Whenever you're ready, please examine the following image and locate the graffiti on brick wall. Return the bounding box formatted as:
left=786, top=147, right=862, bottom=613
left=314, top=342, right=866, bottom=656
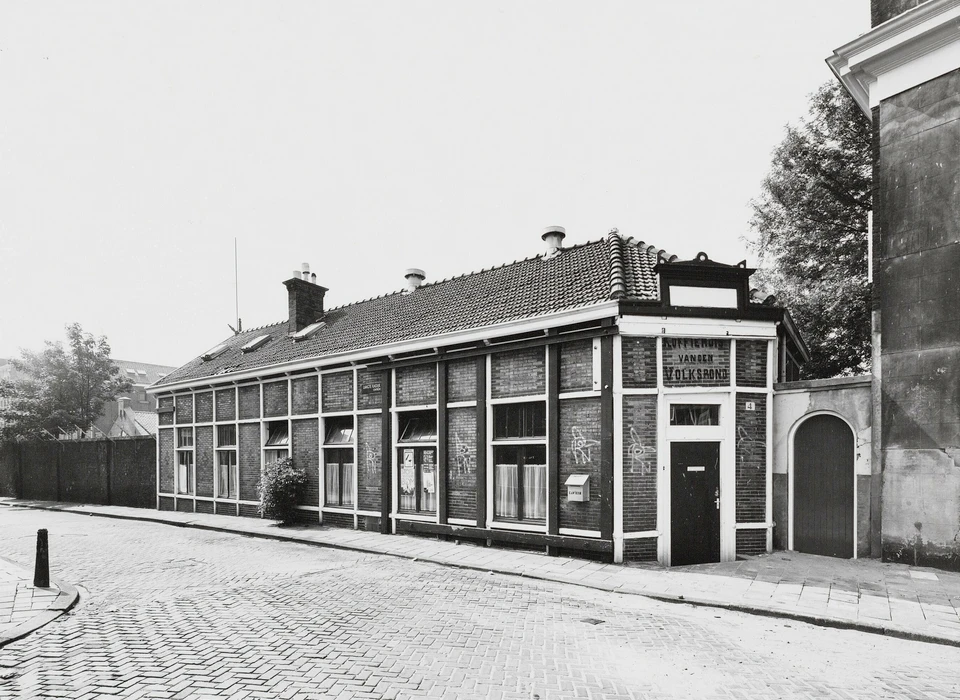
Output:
left=363, top=445, right=381, bottom=479
left=453, top=434, right=473, bottom=474
left=627, top=426, right=655, bottom=475
left=571, top=427, right=600, bottom=465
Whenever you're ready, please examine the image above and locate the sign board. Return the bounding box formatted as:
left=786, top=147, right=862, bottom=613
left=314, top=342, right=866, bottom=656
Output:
left=662, top=338, right=730, bottom=386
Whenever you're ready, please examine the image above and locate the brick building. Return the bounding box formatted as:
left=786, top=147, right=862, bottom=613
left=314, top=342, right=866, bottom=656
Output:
left=150, top=228, right=807, bottom=565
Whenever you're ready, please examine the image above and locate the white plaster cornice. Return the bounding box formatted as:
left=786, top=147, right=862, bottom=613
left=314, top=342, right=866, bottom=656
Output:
left=827, top=0, right=960, bottom=117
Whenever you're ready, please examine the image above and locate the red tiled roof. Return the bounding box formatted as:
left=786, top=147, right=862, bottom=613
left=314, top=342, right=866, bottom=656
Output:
left=155, top=234, right=668, bottom=387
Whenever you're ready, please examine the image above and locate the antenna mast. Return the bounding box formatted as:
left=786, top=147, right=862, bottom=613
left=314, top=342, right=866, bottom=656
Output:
left=229, top=238, right=242, bottom=335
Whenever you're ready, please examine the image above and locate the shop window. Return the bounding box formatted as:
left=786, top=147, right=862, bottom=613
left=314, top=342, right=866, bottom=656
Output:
left=216, top=425, right=238, bottom=499
left=494, top=445, right=546, bottom=523
left=669, top=404, right=720, bottom=426
left=324, top=416, right=355, bottom=445
left=398, top=410, right=437, bottom=442
left=493, top=402, right=546, bottom=440
left=399, top=447, right=436, bottom=514
left=176, top=427, right=194, bottom=495
left=264, top=420, right=289, bottom=464
left=325, top=448, right=355, bottom=507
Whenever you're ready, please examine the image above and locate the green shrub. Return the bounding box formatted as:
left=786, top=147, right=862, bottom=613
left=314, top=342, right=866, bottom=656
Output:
left=257, top=457, right=307, bottom=525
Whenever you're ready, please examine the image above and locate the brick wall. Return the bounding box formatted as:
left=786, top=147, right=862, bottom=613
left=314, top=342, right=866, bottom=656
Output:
left=736, top=529, right=766, bottom=557
left=323, top=511, right=354, bottom=529
left=735, top=340, right=767, bottom=388
left=357, top=414, right=382, bottom=511
left=238, top=385, right=260, bottom=419
left=215, top=389, right=236, bottom=421
left=195, top=501, right=214, bottom=514
left=239, top=503, right=260, bottom=518
left=623, top=538, right=658, bottom=563
left=175, top=394, right=194, bottom=424
left=622, top=395, right=657, bottom=532
left=397, top=365, right=437, bottom=406
left=159, top=428, right=175, bottom=492
left=559, top=340, right=593, bottom=392
left=621, top=337, right=657, bottom=388
left=447, top=359, right=477, bottom=402
left=195, top=391, right=213, bottom=423
left=558, top=398, right=602, bottom=531
left=662, top=338, right=730, bottom=387
left=491, top=348, right=545, bottom=398
left=176, top=499, right=193, bottom=513
left=735, top=394, right=767, bottom=523
left=292, top=418, right=320, bottom=507
left=322, top=372, right=354, bottom=412
left=447, top=407, right=477, bottom=520
left=158, top=396, right=174, bottom=426
left=196, top=425, right=214, bottom=497
left=357, top=369, right=382, bottom=410
left=159, top=496, right=175, bottom=511
left=59, top=441, right=108, bottom=504
left=263, top=381, right=289, bottom=417
left=292, top=376, right=318, bottom=415
left=239, top=423, right=261, bottom=501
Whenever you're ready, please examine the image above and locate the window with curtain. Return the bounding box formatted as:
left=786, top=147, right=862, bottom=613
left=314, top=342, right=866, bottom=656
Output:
left=176, top=427, right=194, bottom=495
left=324, top=448, right=354, bottom=507
left=216, top=424, right=238, bottom=498
left=264, top=420, right=289, bottom=465
left=494, top=444, right=546, bottom=523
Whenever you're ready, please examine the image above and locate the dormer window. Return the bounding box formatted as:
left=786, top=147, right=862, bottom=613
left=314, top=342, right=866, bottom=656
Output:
left=241, top=334, right=272, bottom=353
left=655, top=252, right=752, bottom=313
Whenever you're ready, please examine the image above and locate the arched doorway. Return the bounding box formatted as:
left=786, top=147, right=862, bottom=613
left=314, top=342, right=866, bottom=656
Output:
left=793, top=414, right=854, bottom=558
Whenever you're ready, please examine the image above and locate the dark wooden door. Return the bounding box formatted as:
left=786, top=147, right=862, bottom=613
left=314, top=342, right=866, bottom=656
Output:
left=794, top=415, right=854, bottom=558
left=671, top=442, right=721, bottom=565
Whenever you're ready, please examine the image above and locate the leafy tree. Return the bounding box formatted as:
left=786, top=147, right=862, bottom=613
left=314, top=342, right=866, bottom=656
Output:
left=748, top=80, right=872, bottom=379
left=0, top=323, right=130, bottom=441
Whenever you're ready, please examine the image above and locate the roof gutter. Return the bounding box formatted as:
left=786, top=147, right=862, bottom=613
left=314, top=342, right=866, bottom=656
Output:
left=148, top=301, right=620, bottom=395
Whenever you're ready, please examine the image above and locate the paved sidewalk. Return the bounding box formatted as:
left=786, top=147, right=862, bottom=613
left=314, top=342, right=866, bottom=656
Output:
left=0, top=555, right=77, bottom=647
left=4, top=498, right=960, bottom=648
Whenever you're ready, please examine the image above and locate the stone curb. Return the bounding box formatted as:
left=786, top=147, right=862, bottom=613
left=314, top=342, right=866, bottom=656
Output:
left=5, top=501, right=959, bottom=649
left=0, top=556, right=79, bottom=649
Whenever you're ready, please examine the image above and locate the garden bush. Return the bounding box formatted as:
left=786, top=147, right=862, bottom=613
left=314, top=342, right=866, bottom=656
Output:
left=257, top=456, right=307, bottom=525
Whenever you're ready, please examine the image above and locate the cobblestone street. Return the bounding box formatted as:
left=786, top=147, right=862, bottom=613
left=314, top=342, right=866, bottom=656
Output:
left=1, top=509, right=958, bottom=699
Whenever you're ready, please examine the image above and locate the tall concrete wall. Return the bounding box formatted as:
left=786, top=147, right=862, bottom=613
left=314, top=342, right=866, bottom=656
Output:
left=772, top=377, right=873, bottom=556
left=876, top=68, right=960, bottom=570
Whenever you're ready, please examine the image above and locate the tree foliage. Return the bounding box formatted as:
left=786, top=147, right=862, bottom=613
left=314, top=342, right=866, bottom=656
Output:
left=0, top=323, right=130, bottom=441
left=748, top=81, right=872, bottom=379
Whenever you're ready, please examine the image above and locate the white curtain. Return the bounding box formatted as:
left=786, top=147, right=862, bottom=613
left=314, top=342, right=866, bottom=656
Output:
left=400, top=464, right=416, bottom=511
left=523, top=463, right=547, bottom=521
left=495, top=464, right=518, bottom=519
left=342, top=460, right=355, bottom=507
left=326, top=462, right=340, bottom=506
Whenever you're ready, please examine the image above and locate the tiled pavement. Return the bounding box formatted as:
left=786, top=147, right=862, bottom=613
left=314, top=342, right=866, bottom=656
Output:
left=3, top=498, right=960, bottom=648
left=0, top=555, right=76, bottom=647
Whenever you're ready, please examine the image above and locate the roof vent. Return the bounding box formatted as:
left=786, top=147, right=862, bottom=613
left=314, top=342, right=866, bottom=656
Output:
left=541, top=226, right=566, bottom=258
left=404, top=268, right=425, bottom=294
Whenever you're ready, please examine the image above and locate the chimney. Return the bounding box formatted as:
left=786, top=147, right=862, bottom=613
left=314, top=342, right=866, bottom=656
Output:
left=284, top=263, right=328, bottom=333
left=404, top=268, right=425, bottom=293
left=117, top=397, right=130, bottom=415
left=542, top=226, right=566, bottom=258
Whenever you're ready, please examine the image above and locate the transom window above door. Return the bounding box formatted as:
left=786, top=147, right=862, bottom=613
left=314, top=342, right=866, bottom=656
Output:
left=669, top=404, right=720, bottom=426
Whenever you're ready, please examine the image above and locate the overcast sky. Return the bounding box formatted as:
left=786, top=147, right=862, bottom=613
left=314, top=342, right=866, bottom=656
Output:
left=0, top=1, right=868, bottom=368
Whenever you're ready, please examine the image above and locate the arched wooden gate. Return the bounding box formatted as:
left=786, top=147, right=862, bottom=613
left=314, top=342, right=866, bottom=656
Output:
left=793, top=414, right=854, bottom=558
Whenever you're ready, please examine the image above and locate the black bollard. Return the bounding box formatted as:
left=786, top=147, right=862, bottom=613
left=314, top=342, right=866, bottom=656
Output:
left=34, top=528, right=49, bottom=588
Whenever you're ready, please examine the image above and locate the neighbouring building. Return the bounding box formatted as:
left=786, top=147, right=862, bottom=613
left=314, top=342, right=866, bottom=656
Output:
left=150, top=228, right=810, bottom=565
left=829, top=0, right=960, bottom=570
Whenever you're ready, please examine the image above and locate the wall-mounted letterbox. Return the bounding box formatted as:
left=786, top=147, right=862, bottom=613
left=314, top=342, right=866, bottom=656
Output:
left=565, top=474, right=590, bottom=502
